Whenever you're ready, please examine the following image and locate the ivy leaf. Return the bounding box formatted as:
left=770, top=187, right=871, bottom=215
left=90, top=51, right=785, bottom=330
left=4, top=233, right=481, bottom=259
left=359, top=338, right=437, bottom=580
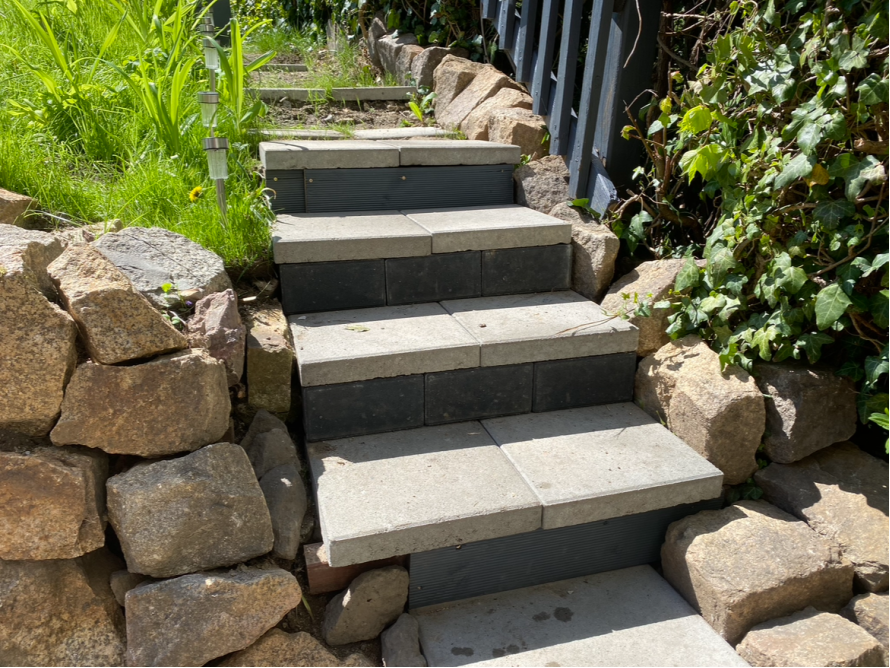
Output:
left=647, top=119, right=664, bottom=136
left=679, top=144, right=727, bottom=183
left=797, top=124, right=822, bottom=154
left=795, top=332, right=834, bottom=363
left=675, top=258, right=701, bottom=292
left=857, top=73, right=890, bottom=105
left=680, top=105, right=713, bottom=134
left=707, top=247, right=738, bottom=285
left=837, top=35, right=869, bottom=71
left=871, top=290, right=889, bottom=330
left=828, top=154, right=887, bottom=200
left=723, top=273, right=748, bottom=296
left=865, top=352, right=889, bottom=388
left=813, top=199, right=855, bottom=227
left=806, top=163, right=829, bottom=186
left=815, top=283, right=852, bottom=330
left=775, top=153, right=815, bottom=189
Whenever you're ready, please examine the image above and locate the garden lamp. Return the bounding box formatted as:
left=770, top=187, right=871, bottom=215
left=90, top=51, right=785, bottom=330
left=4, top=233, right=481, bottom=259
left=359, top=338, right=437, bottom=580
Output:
left=198, top=92, right=220, bottom=129
left=202, top=37, right=220, bottom=71
left=203, top=137, right=229, bottom=225
left=198, top=16, right=215, bottom=37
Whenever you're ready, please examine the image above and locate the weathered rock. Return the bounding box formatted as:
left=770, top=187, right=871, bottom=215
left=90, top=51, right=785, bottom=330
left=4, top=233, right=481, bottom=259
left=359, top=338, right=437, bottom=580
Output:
left=323, top=565, right=410, bottom=646
left=0, top=255, right=77, bottom=436
left=187, top=288, right=246, bottom=386
left=756, top=364, right=858, bottom=463
left=48, top=243, right=187, bottom=364
left=396, top=44, right=425, bottom=84
left=601, top=260, right=686, bottom=356
left=737, top=607, right=885, bottom=668
left=93, top=226, right=232, bottom=308
left=53, top=219, right=123, bottom=246
left=513, top=155, right=571, bottom=213
left=51, top=349, right=230, bottom=456
left=367, top=18, right=388, bottom=69
left=260, top=463, right=307, bottom=561
left=107, top=442, right=273, bottom=578
left=241, top=409, right=289, bottom=450
left=0, top=549, right=127, bottom=666
left=488, top=107, right=548, bottom=159
left=461, top=87, right=533, bottom=140
left=432, top=56, right=486, bottom=120
left=343, top=653, right=375, bottom=667
left=548, top=203, right=620, bottom=302
left=219, top=629, right=339, bottom=667
left=246, top=428, right=299, bottom=478
left=0, top=223, right=64, bottom=295
left=125, top=567, right=301, bottom=667
left=437, top=63, right=515, bottom=128
left=0, top=187, right=38, bottom=228
left=662, top=500, right=854, bottom=645
left=245, top=301, right=293, bottom=415
left=843, top=592, right=889, bottom=649
left=755, top=442, right=889, bottom=591
left=635, top=336, right=764, bottom=484
left=377, top=32, right=418, bottom=76
left=0, top=444, right=106, bottom=560
left=382, top=613, right=427, bottom=667
left=109, top=569, right=153, bottom=607
left=410, top=46, right=468, bottom=89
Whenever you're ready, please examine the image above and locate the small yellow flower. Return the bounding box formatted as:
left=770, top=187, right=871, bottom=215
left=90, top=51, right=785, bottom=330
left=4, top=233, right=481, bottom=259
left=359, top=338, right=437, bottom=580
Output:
left=189, top=186, right=203, bottom=203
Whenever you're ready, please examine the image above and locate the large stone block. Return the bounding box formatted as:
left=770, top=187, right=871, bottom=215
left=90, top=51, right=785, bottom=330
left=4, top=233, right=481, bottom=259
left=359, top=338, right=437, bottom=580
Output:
left=436, top=64, right=519, bottom=129
left=0, top=187, right=38, bottom=228
left=0, top=444, right=106, bottom=560
left=367, top=17, right=388, bottom=69
left=93, top=226, right=232, bottom=308
left=125, top=567, right=301, bottom=666
left=0, top=550, right=126, bottom=666
left=396, top=44, right=424, bottom=84
left=756, top=364, right=858, bottom=463
left=381, top=613, right=427, bottom=667
left=48, top=243, right=187, bottom=364
left=260, top=463, right=307, bottom=561
left=600, top=259, right=686, bottom=356
left=635, top=336, right=764, bottom=485
left=218, top=629, right=340, bottom=667
left=245, top=300, right=293, bottom=415
left=432, top=55, right=485, bottom=120
left=107, top=443, right=273, bottom=578
left=755, top=442, right=889, bottom=591
left=187, top=288, right=246, bottom=386
left=461, top=87, right=533, bottom=140
left=488, top=107, right=548, bottom=160
left=323, top=566, right=409, bottom=645
left=661, top=500, right=854, bottom=644
left=0, top=254, right=77, bottom=436
left=842, top=592, right=889, bottom=650
left=377, top=32, right=418, bottom=76
left=737, top=607, right=885, bottom=667
left=411, top=46, right=468, bottom=89
left=548, top=203, right=620, bottom=302
left=514, top=155, right=571, bottom=214
left=0, top=223, right=63, bottom=296
left=51, top=349, right=230, bottom=456
left=244, top=427, right=299, bottom=478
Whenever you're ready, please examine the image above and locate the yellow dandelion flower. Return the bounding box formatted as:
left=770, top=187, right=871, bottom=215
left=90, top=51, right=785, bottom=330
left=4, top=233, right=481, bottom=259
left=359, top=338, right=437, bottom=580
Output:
left=189, top=186, right=203, bottom=203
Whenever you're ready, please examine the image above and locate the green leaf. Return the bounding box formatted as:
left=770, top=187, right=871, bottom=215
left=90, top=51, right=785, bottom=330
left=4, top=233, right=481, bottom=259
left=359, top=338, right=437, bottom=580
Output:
left=795, top=332, right=833, bottom=363
left=679, top=105, right=713, bottom=134
left=815, top=283, right=852, bottom=330
left=857, top=73, right=890, bottom=105
left=679, top=144, right=727, bottom=183
left=775, top=153, right=815, bottom=189
left=869, top=410, right=889, bottom=430
left=796, top=124, right=822, bottom=154
left=813, top=199, right=855, bottom=227
left=675, top=258, right=701, bottom=292
left=871, top=290, right=889, bottom=330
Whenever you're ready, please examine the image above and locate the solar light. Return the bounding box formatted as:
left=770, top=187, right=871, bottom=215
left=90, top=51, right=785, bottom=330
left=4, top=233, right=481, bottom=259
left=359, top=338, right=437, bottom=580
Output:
left=203, top=137, right=229, bottom=180
left=198, top=92, right=220, bottom=128
left=198, top=16, right=215, bottom=37
left=202, top=37, right=219, bottom=70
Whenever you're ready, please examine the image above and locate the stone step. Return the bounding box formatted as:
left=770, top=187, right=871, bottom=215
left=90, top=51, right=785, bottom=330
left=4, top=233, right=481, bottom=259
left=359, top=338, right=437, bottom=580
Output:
left=413, top=566, right=747, bottom=667
left=308, top=403, right=723, bottom=567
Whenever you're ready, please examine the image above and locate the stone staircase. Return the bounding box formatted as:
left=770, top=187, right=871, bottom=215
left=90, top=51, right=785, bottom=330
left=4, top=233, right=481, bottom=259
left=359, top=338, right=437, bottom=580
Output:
left=263, top=138, right=745, bottom=665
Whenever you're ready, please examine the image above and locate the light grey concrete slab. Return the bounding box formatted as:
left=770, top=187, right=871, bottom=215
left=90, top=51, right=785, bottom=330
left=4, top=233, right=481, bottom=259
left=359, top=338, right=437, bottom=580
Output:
left=414, top=565, right=749, bottom=667
left=482, top=403, right=724, bottom=530
left=261, top=62, right=309, bottom=72
left=331, top=86, right=416, bottom=101
left=403, top=205, right=571, bottom=253
left=256, top=128, right=344, bottom=139
left=289, top=302, right=480, bottom=386
left=249, top=87, right=326, bottom=102
left=442, top=291, right=638, bottom=367
left=260, top=139, right=401, bottom=170
left=387, top=140, right=521, bottom=166
left=309, top=422, right=542, bottom=567
left=272, top=211, right=431, bottom=264
left=354, top=127, right=454, bottom=140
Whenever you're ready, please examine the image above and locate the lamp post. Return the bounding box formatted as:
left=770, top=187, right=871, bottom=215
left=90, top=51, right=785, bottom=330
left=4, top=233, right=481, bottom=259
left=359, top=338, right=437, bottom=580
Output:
left=197, top=16, right=227, bottom=225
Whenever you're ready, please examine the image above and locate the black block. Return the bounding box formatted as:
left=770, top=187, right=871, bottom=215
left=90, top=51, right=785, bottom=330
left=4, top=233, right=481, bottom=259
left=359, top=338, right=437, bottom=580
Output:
left=280, top=260, right=385, bottom=315
left=533, top=353, right=637, bottom=412
left=386, top=252, right=482, bottom=305
left=425, top=365, right=533, bottom=425
left=302, top=375, right=424, bottom=441
left=482, top=245, right=572, bottom=296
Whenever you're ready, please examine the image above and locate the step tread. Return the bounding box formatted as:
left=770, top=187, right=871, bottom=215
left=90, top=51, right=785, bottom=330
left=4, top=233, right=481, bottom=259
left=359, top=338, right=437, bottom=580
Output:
left=309, top=404, right=723, bottom=567
left=413, top=565, right=748, bottom=667
left=273, top=206, right=572, bottom=263
left=289, top=291, right=636, bottom=386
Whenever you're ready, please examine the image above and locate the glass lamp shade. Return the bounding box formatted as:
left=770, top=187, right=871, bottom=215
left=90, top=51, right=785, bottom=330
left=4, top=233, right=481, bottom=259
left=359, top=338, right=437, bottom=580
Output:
left=198, top=92, right=219, bottom=128
left=203, top=137, right=229, bottom=180
left=202, top=38, right=219, bottom=70
left=198, top=16, right=215, bottom=36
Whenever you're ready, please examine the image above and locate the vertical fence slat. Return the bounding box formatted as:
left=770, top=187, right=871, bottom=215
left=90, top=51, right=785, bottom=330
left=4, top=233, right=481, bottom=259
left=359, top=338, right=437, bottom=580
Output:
left=548, top=0, right=583, bottom=156
left=514, top=0, right=540, bottom=82
left=498, top=0, right=517, bottom=50
left=530, top=0, right=559, bottom=115
left=586, top=153, right=619, bottom=214
left=568, top=0, right=615, bottom=197
left=481, top=0, right=499, bottom=20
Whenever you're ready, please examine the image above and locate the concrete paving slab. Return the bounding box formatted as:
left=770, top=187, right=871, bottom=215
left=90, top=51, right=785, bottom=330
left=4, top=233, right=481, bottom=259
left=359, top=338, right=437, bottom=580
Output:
left=413, top=565, right=748, bottom=667
left=249, top=87, right=326, bottom=103
left=442, top=291, right=638, bottom=366
left=260, top=139, right=401, bottom=170
left=289, top=302, right=480, bottom=386
left=331, top=86, right=416, bottom=101
left=403, top=205, right=571, bottom=253
left=256, top=62, right=308, bottom=72
left=386, top=140, right=521, bottom=166
left=355, top=127, right=454, bottom=140
left=256, top=128, right=344, bottom=139
left=272, top=211, right=431, bottom=264
left=308, top=422, right=542, bottom=566
left=482, top=403, right=723, bottom=530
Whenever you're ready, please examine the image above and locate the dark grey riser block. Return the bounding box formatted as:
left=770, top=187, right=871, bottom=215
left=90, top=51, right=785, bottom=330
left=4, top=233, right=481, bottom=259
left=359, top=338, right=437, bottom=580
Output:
left=407, top=497, right=723, bottom=609
left=482, top=244, right=572, bottom=296
left=266, top=164, right=513, bottom=214
left=302, top=354, right=636, bottom=441
left=386, top=252, right=482, bottom=306
left=280, top=260, right=385, bottom=315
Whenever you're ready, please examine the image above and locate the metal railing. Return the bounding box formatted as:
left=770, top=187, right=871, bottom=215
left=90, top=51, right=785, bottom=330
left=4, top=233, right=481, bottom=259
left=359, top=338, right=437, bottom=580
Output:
left=484, top=0, right=660, bottom=214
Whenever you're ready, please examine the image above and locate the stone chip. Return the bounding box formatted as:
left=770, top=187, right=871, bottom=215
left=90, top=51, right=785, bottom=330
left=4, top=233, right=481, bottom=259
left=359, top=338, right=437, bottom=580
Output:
left=323, top=566, right=410, bottom=645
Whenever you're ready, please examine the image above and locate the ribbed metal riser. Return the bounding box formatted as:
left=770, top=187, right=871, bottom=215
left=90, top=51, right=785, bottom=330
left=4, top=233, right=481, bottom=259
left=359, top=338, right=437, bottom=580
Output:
left=407, top=498, right=722, bottom=609
left=265, top=165, right=514, bottom=213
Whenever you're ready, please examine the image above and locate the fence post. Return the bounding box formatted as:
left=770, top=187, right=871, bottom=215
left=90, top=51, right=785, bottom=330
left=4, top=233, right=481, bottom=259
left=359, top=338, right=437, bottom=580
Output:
left=548, top=0, right=583, bottom=155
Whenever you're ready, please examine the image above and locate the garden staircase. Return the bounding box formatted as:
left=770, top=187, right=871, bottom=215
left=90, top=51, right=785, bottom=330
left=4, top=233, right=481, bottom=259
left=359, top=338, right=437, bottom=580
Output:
left=263, top=138, right=745, bottom=666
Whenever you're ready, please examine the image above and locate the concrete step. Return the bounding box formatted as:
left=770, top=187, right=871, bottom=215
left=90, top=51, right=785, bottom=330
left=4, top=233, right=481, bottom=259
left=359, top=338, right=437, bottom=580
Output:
left=249, top=86, right=416, bottom=103
left=308, top=403, right=723, bottom=567
left=413, top=565, right=747, bottom=667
